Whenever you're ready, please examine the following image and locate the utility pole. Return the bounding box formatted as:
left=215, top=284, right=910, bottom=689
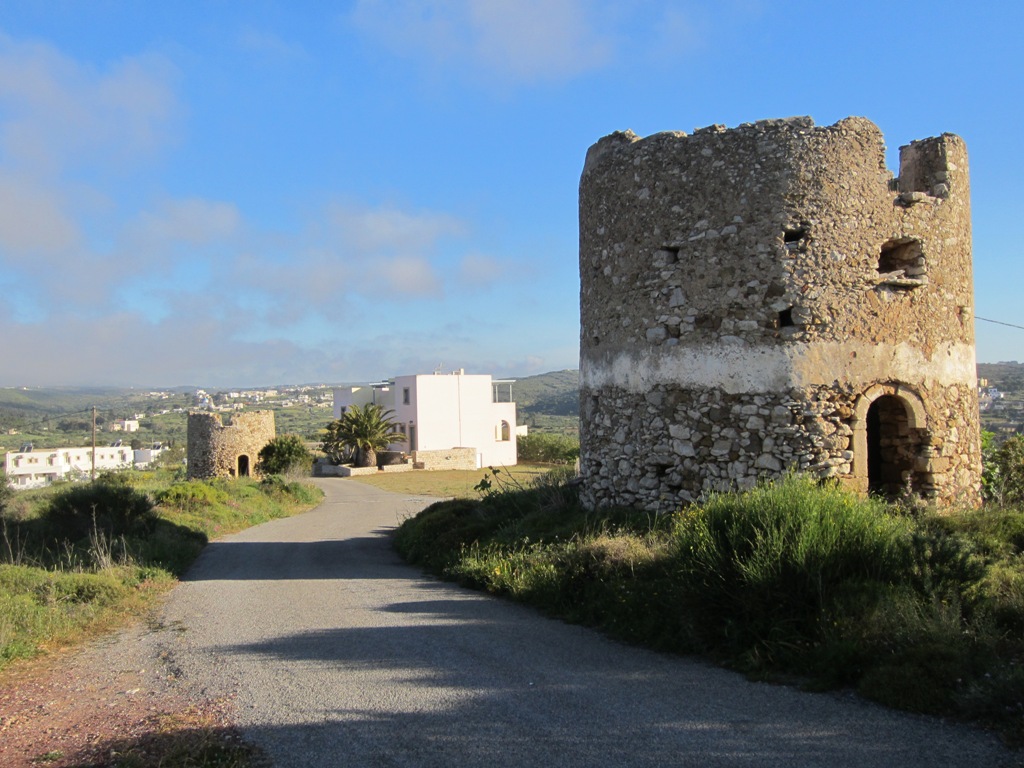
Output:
left=91, top=406, right=96, bottom=482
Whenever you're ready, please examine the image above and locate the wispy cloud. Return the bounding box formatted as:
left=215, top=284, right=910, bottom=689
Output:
left=0, top=32, right=181, bottom=298
left=237, top=27, right=308, bottom=61
left=0, top=33, right=178, bottom=174
left=122, top=198, right=242, bottom=250
left=458, top=251, right=506, bottom=286
left=350, top=0, right=612, bottom=84
left=323, top=202, right=465, bottom=256
left=0, top=172, right=79, bottom=254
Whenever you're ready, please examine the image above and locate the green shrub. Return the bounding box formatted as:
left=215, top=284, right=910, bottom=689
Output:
left=157, top=480, right=230, bottom=512
left=670, top=475, right=914, bottom=663
left=259, top=474, right=321, bottom=505
left=257, top=435, right=312, bottom=476
left=43, top=477, right=155, bottom=542
left=516, top=433, right=580, bottom=464
left=984, top=434, right=1024, bottom=504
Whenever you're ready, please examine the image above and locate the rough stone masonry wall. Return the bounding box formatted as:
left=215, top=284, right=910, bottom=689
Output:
left=187, top=411, right=276, bottom=480
left=412, top=448, right=478, bottom=471
left=579, top=116, right=981, bottom=512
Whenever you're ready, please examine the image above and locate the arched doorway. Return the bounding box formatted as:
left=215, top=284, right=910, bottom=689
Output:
left=852, top=384, right=928, bottom=500
left=238, top=454, right=250, bottom=477
left=866, top=395, right=916, bottom=497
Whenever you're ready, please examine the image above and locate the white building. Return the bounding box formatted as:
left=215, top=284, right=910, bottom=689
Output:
left=333, top=371, right=517, bottom=468
left=4, top=445, right=135, bottom=489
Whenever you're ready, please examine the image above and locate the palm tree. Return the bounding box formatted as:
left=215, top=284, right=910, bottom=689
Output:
left=327, top=403, right=405, bottom=468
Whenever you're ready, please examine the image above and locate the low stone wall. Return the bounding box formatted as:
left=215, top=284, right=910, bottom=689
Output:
left=412, top=448, right=479, bottom=471
left=315, top=462, right=347, bottom=477
left=318, top=449, right=479, bottom=476
left=336, top=463, right=414, bottom=477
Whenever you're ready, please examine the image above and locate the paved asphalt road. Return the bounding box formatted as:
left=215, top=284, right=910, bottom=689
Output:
left=156, top=478, right=1018, bottom=767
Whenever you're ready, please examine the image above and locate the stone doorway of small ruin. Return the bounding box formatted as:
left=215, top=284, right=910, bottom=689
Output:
left=238, top=454, right=250, bottom=477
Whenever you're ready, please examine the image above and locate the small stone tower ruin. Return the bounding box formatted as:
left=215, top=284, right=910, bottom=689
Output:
left=187, top=411, right=276, bottom=480
left=578, top=116, right=980, bottom=512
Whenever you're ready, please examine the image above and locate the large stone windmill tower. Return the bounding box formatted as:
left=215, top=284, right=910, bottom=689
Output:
left=578, top=116, right=980, bottom=512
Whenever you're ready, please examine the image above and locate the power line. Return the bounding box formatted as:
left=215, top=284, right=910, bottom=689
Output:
left=977, top=316, right=1024, bottom=332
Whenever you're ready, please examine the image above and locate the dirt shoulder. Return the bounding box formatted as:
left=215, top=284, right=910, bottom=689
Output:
left=0, top=620, right=259, bottom=768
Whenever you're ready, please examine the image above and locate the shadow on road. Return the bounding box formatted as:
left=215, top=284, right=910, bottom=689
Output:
left=205, top=595, right=965, bottom=768
left=181, top=530, right=407, bottom=581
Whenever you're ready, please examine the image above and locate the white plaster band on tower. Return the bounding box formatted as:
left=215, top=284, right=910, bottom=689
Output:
left=582, top=339, right=977, bottom=396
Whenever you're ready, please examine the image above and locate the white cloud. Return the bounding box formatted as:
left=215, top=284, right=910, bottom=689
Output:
left=458, top=251, right=506, bottom=286
left=0, top=172, right=79, bottom=255
left=0, top=33, right=178, bottom=174
left=467, top=0, right=610, bottom=81
left=252, top=202, right=464, bottom=302
left=123, top=198, right=242, bottom=250
left=324, top=203, right=465, bottom=255
left=370, top=255, right=444, bottom=296
left=350, top=0, right=611, bottom=84
left=0, top=32, right=182, bottom=304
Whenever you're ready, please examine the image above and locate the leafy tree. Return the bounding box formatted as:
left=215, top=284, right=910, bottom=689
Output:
left=157, top=443, right=186, bottom=468
left=322, top=404, right=404, bottom=468
left=319, top=419, right=351, bottom=465
left=257, top=434, right=312, bottom=475
left=57, top=418, right=90, bottom=432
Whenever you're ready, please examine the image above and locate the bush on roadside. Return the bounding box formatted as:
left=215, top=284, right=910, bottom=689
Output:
left=516, top=433, right=579, bottom=465
left=258, top=434, right=313, bottom=476
left=157, top=480, right=230, bottom=512
left=671, top=475, right=914, bottom=663
left=43, top=475, right=156, bottom=542
left=259, top=474, right=321, bottom=505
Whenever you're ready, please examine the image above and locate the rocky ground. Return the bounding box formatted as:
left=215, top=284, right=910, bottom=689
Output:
left=0, top=620, right=259, bottom=768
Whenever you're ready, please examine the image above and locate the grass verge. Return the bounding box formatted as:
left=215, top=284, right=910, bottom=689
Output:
left=348, top=463, right=555, bottom=497
left=394, top=471, right=1024, bottom=745
left=0, top=470, right=321, bottom=767
left=0, top=470, right=323, bottom=672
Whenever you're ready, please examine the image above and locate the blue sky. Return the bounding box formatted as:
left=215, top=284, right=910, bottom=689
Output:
left=0, top=1, right=1021, bottom=387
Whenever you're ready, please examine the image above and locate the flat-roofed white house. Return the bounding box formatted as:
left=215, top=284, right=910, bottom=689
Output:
left=333, top=370, right=517, bottom=469
left=4, top=445, right=135, bottom=489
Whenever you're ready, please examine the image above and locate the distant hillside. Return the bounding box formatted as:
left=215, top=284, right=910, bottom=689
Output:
left=0, top=387, right=135, bottom=429
left=977, top=362, right=1024, bottom=394
left=511, top=370, right=579, bottom=417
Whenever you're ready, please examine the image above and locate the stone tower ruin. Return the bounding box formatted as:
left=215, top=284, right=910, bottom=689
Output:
left=578, top=116, right=980, bottom=512
left=187, top=411, right=276, bottom=480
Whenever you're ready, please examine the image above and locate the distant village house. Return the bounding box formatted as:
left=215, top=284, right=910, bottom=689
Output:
left=333, top=370, right=517, bottom=471
left=3, top=443, right=163, bottom=490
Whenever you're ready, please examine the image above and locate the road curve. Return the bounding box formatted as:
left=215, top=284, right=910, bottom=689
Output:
left=157, top=478, right=1017, bottom=767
